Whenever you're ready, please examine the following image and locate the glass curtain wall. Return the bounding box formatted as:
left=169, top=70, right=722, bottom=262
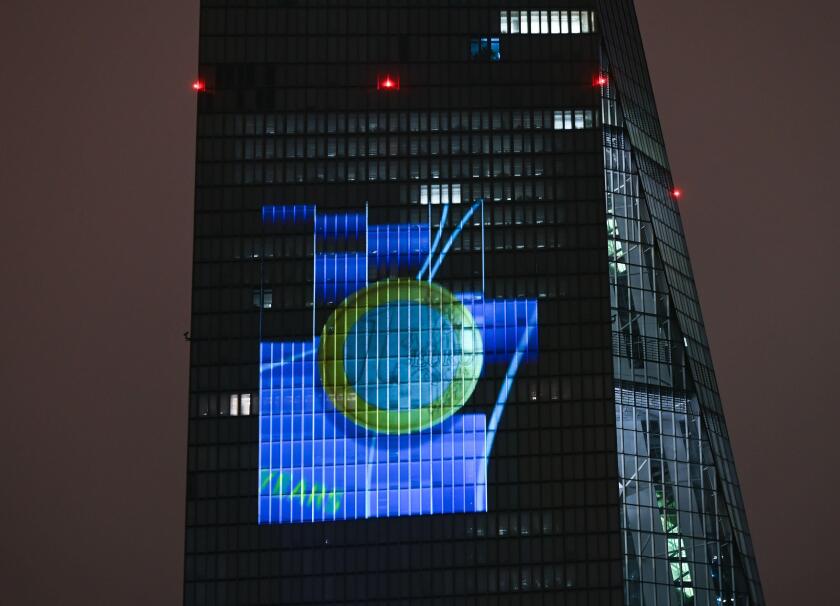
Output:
left=601, top=79, right=745, bottom=606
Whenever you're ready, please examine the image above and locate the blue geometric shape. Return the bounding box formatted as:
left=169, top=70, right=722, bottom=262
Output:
left=261, top=204, right=316, bottom=226
left=367, top=224, right=430, bottom=270
left=459, top=295, right=539, bottom=363
left=315, top=253, right=367, bottom=304
left=315, top=212, right=366, bottom=242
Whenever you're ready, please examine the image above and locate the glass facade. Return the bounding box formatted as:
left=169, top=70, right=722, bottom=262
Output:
left=185, top=2, right=762, bottom=604
left=602, top=78, right=751, bottom=604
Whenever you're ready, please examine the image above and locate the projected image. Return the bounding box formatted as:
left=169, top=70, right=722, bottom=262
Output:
left=258, top=202, right=538, bottom=523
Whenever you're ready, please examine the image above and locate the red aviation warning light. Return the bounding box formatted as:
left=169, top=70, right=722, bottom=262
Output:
left=593, top=73, right=608, bottom=87
left=192, top=79, right=206, bottom=92
left=672, top=188, right=683, bottom=200
left=377, top=74, right=400, bottom=91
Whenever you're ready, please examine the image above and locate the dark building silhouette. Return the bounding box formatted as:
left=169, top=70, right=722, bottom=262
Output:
left=185, top=2, right=763, bottom=604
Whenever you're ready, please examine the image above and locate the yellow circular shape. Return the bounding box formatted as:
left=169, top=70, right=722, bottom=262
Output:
left=318, top=278, right=483, bottom=434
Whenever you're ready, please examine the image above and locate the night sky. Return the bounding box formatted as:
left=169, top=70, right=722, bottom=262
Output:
left=2, top=1, right=837, bottom=603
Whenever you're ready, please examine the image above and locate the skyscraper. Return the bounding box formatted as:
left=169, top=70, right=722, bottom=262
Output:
left=185, top=2, right=763, bottom=604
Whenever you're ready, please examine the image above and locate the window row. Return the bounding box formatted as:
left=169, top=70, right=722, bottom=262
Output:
left=194, top=205, right=583, bottom=248
left=191, top=240, right=606, bottom=279
left=199, top=109, right=600, bottom=137
left=199, top=34, right=598, bottom=65
left=500, top=10, right=597, bottom=35
left=248, top=267, right=585, bottom=317
left=196, top=156, right=603, bottom=186
left=185, top=508, right=616, bottom=549
left=208, top=130, right=597, bottom=163
left=189, top=370, right=610, bottom=421
left=185, top=562, right=616, bottom=597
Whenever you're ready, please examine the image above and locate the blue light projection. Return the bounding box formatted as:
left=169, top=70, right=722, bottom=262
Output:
left=315, top=253, right=367, bottom=304
left=316, top=212, right=366, bottom=241
left=262, top=204, right=316, bottom=226
left=312, top=223, right=432, bottom=305
left=258, top=202, right=538, bottom=524
left=368, top=224, right=430, bottom=271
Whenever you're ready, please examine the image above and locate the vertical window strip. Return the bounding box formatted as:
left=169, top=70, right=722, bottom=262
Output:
left=571, top=11, right=581, bottom=34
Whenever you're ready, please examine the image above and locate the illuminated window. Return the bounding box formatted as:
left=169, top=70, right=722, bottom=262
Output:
left=511, top=10, right=520, bottom=33
left=229, top=393, right=253, bottom=416
left=499, top=10, right=596, bottom=34
left=570, top=11, right=581, bottom=34
left=470, top=37, right=501, bottom=61
left=236, top=393, right=251, bottom=417
left=419, top=183, right=462, bottom=205
left=253, top=288, right=273, bottom=309
left=553, top=109, right=597, bottom=130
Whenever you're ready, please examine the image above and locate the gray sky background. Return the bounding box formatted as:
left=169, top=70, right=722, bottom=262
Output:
left=1, top=1, right=837, bottom=603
